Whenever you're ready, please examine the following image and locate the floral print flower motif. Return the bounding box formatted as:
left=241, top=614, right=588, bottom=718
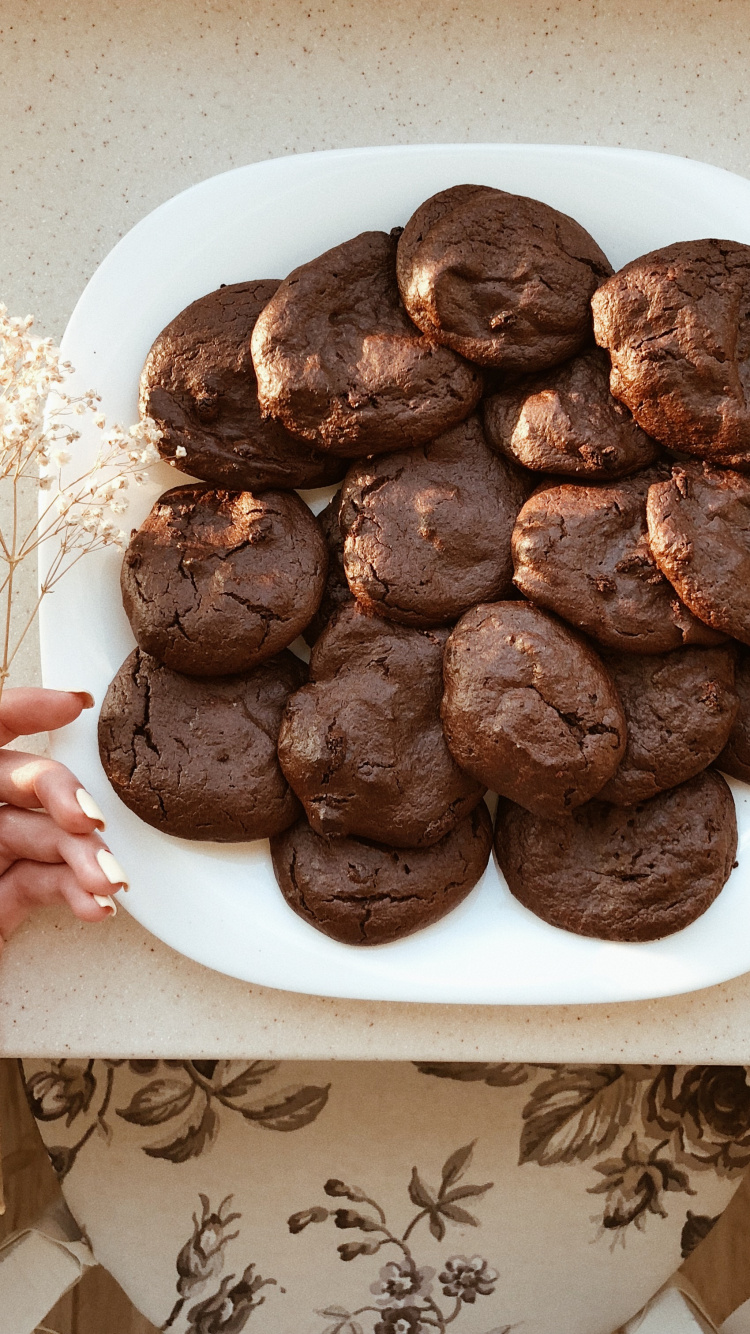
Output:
left=646, top=1067, right=750, bottom=1174
left=26, top=1060, right=96, bottom=1126
left=164, top=1198, right=276, bottom=1332
left=176, top=1194, right=241, bottom=1298
left=369, top=1261, right=434, bottom=1308
left=588, top=1134, right=694, bottom=1230
left=372, top=1308, right=425, bottom=1334
left=289, top=1206, right=329, bottom=1235
left=185, top=1264, right=275, bottom=1334
left=439, top=1255, right=498, bottom=1303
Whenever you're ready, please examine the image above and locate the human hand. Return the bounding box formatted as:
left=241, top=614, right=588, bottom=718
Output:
left=0, top=688, right=127, bottom=950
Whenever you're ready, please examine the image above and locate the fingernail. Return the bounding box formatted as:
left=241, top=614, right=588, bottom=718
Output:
left=96, top=849, right=129, bottom=890
left=76, top=788, right=106, bottom=828
left=70, top=691, right=95, bottom=709
left=93, top=894, right=117, bottom=916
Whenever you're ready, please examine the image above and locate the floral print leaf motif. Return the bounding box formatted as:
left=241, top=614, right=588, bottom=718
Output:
left=25, top=1060, right=96, bottom=1126
left=414, top=1062, right=530, bottom=1087
left=146, top=1099, right=218, bottom=1164
left=206, top=1061, right=278, bottom=1101
left=114, top=1061, right=328, bottom=1162
left=405, top=1147, right=493, bottom=1243
left=407, top=1168, right=435, bottom=1213
left=587, top=1133, right=695, bottom=1231
left=680, top=1210, right=721, bottom=1259
left=440, top=1140, right=475, bottom=1192
left=228, top=1082, right=330, bottom=1130
left=645, top=1066, right=750, bottom=1175
left=438, top=1203, right=480, bottom=1226
left=117, top=1077, right=196, bottom=1127
left=519, top=1065, right=635, bottom=1166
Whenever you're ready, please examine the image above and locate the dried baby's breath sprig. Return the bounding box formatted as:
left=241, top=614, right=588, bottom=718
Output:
left=0, top=304, right=161, bottom=698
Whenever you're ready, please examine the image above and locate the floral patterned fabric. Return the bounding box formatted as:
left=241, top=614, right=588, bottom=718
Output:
left=19, top=1060, right=750, bottom=1334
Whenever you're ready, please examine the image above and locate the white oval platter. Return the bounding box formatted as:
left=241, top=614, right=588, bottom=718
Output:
left=40, top=143, right=750, bottom=1003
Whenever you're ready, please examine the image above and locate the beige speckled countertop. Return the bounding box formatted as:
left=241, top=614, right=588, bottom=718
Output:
left=3, top=0, right=750, bottom=1059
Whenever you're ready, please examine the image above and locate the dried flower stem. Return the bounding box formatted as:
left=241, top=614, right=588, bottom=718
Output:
left=0, top=304, right=161, bottom=700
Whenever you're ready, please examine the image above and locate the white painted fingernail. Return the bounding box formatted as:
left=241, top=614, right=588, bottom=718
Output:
left=76, top=788, right=106, bottom=827
left=96, top=849, right=129, bottom=889
left=93, top=894, right=117, bottom=916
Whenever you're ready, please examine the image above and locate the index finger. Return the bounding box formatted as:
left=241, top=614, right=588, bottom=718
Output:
left=0, top=688, right=94, bottom=746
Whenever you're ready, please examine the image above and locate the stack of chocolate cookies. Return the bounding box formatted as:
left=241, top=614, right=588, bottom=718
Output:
left=99, top=184, right=750, bottom=948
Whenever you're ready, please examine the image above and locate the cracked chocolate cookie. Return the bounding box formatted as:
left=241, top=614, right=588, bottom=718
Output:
left=98, top=647, right=305, bottom=841
left=139, top=281, right=345, bottom=491
left=511, top=466, right=725, bottom=654
left=441, top=601, right=626, bottom=818
left=250, top=230, right=482, bottom=457
left=482, top=347, right=660, bottom=479
left=270, top=802, right=492, bottom=946
left=597, top=646, right=738, bottom=805
left=647, top=463, right=750, bottom=646
left=277, top=602, right=485, bottom=847
left=121, top=484, right=328, bottom=676
left=396, top=184, right=612, bottom=371
left=301, top=491, right=353, bottom=648
left=592, top=239, right=750, bottom=468
left=495, top=769, right=738, bottom=941
left=338, top=415, right=528, bottom=628
left=717, top=647, right=750, bottom=781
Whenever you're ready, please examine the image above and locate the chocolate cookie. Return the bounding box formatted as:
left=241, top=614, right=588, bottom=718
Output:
left=139, top=281, right=344, bottom=490
left=121, top=485, right=327, bottom=676
left=482, top=348, right=660, bottom=478
left=251, top=231, right=482, bottom=456
left=597, top=646, right=738, bottom=805
left=512, top=467, right=725, bottom=653
left=592, top=239, right=750, bottom=469
left=495, top=769, right=737, bottom=941
left=396, top=184, right=612, bottom=371
left=301, top=492, right=353, bottom=647
left=441, top=602, right=626, bottom=818
left=98, top=647, right=305, bottom=841
left=270, top=803, right=493, bottom=946
left=277, top=603, right=484, bottom=847
left=338, top=416, right=528, bottom=628
left=647, top=463, right=750, bottom=646
left=717, top=648, right=750, bottom=781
